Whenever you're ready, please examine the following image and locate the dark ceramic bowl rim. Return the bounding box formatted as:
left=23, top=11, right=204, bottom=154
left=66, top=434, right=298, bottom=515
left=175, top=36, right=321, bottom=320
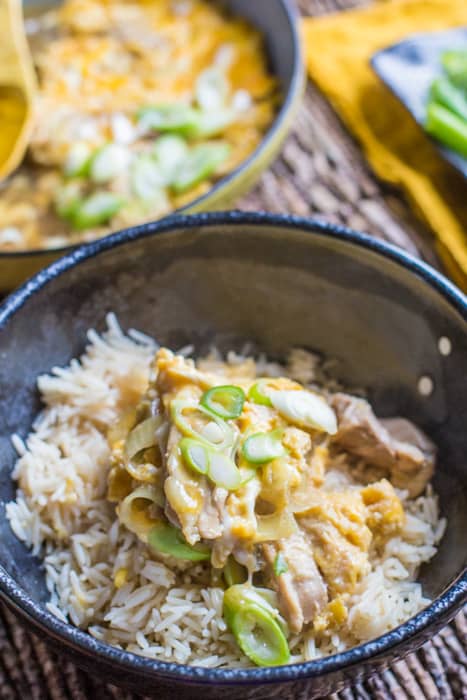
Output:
left=0, top=212, right=466, bottom=685
left=0, top=0, right=303, bottom=261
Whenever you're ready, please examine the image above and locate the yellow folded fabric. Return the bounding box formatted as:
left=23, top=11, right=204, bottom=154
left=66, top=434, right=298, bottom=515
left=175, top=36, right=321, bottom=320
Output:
left=302, top=0, right=467, bottom=291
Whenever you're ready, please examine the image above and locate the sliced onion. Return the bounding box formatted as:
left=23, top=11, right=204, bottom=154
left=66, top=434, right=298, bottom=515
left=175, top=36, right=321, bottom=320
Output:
left=118, top=484, right=164, bottom=541
left=148, top=522, right=210, bottom=562
left=242, top=430, right=285, bottom=464
left=90, top=143, right=131, bottom=184
left=202, top=420, right=226, bottom=444
left=125, top=459, right=160, bottom=483
left=208, top=452, right=242, bottom=491
left=179, top=437, right=210, bottom=475
left=130, top=154, right=165, bottom=200
left=64, top=142, right=92, bottom=177
left=152, top=135, right=188, bottom=184
left=255, top=509, right=298, bottom=542
left=108, top=409, right=137, bottom=447
left=125, top=416, right=161, bottom=460
left=270, top=390, right=337, bottom=435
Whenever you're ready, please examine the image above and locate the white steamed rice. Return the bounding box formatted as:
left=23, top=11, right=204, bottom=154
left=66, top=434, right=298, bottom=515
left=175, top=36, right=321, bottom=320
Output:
left=5, top=314, right=446, bottom=667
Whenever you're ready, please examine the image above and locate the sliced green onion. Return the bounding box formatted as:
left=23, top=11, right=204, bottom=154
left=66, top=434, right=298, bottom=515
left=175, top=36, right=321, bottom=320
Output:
left=208, top=451, right=242, bottom=490
left=273, top=552, right=288, bottom=576
left=171, top=143, right=230, bottom=193
left=152, top=135, right=189, bottom=184
left=223, top=585, right=284, bottom=626
left=270, top=390, right=337, bottom=435
left=125, top=416, right=161, bottom=460
left=64, top=142, right=92, bottom=178
left=148, top=521, right=210, bottom=561
left=232, top=604, right=289, bottom=666
left=71, top=191, right=124, bottom=230
left=248, top=380, right=274, bottom=407
left=223, top=556, right=248, bottom=587
left=130, top=154, right=166, bottom=200
left=425, top=102, right=467, bottom=158
left=430, top=77, right=467, bottom=122
left=171, top=400, right=234, bottom=451
left=137, top=104, right=200, bottom=135
left=89, top=143, right=131, bottom=184
left=200, top=385, right=245, bottom=420
left=196, top=67, right=229, bottom=112
left=254, top=587, right=281, bottom=612
left=190, top=108, right=236, bottom=138
left=223, top=585, right=289, bottom=666
left=179, top=436, right=242, bottom=490
left=223, top=584, right=277, bottom=629
left=179, top=437, right=210, bottom=475
left=54, top=181, right=83, bottom=220
left=202, top=421, right=226, bottom=443
left=441, top=50, right=467, bottom=90
left=242, top=430, right=285, bottom=464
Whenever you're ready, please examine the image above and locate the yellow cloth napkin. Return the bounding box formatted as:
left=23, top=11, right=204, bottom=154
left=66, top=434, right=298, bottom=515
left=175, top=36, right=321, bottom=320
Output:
left=302, top=0, right=467, bottom=291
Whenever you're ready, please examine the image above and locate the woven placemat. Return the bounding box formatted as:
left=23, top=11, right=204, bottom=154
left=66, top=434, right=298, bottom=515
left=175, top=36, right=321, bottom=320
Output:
left=0, top=0, right=465, bottom=698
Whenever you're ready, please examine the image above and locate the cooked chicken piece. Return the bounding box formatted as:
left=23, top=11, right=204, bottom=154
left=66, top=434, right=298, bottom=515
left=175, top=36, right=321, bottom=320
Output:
left=263, top=532, right=328, bottom=634
left=298, top=489, right=372, bottom=597
left=331, top=393, right=435, bottom=497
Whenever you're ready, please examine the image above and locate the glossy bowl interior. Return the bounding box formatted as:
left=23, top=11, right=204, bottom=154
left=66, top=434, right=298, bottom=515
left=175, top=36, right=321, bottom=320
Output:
left=0, top=213, right=466, bottom=699
left=0, top=0, right=303, bottom=292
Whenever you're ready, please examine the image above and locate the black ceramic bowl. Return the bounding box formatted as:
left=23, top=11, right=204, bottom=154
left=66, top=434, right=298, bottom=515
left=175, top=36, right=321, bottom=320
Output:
left=0, top=213, right=466, bottom=699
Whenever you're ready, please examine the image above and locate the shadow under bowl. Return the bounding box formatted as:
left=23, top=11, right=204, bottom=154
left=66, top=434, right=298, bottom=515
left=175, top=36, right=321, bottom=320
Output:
left=0, top=212, right=465, bottom=699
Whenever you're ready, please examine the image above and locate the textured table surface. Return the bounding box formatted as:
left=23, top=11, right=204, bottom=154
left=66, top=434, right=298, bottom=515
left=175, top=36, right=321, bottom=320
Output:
left=1, top=1, right=465, bottom=698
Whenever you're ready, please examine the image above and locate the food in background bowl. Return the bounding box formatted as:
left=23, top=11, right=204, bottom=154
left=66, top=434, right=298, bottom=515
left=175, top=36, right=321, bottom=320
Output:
left=425, top=49, right=467, bottom=157
left=7, top=315, right=445, bottom=668
left=0, top=0, right=277, bottom=251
